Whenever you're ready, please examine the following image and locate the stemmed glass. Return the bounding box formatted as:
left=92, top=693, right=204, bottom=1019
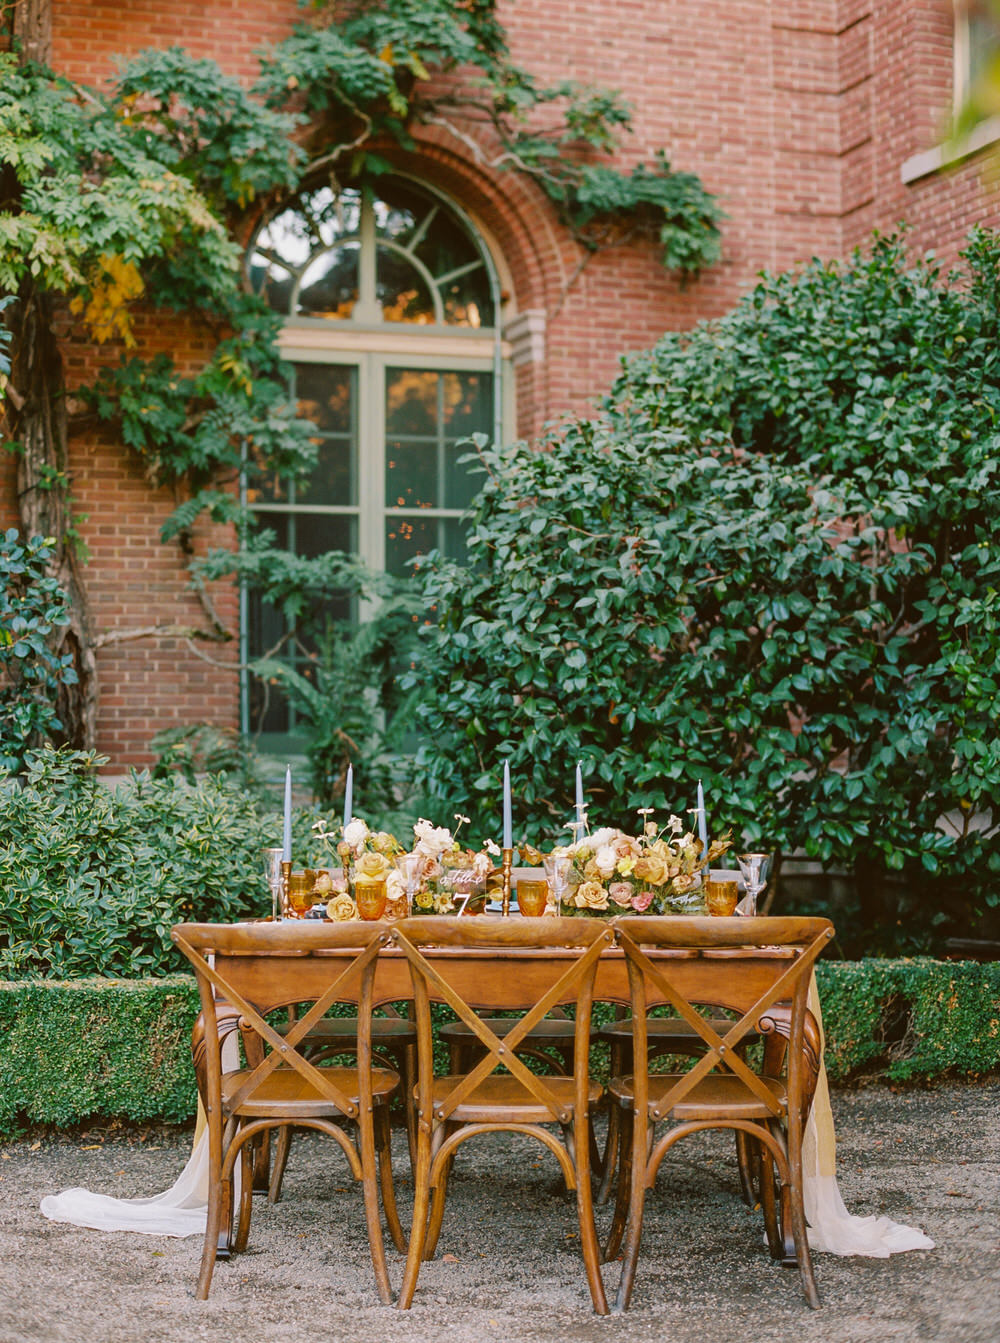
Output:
left=543, top=853, right=573, bottom=916
left=736, top=853, right=771, bottom=916
left=394, top=853, right=424, bottom=916
left=263, top=847, right=285, bottom=921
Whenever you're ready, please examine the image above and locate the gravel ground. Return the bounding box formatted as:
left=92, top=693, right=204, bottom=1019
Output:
left=0, top=1080, right=997, bottom=1343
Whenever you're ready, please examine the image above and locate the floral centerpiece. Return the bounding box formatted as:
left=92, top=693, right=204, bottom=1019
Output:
left=312, top=815, right=405, bottom=920
left=533, top=811, right=731, bottom=918
left=405, top=816, right=498, bottom=914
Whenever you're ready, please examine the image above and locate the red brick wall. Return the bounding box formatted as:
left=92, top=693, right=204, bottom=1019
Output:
left=3, top=0, right=995, bottom=769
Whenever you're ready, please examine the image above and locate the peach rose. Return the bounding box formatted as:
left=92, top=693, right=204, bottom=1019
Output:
left=326, top=892, right=357, bottom=922
left=573, top=881, right=609, bottom=911
left=355, top=850, right=391, bottom=880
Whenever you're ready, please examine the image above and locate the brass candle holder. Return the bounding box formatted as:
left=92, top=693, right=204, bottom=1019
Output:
left=281, top=859, right=292, bottom=921
left=501, top=848, right=514, bottom=918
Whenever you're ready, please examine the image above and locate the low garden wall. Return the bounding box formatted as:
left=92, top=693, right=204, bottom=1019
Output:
left=0, top=960, right=997, bottom=1138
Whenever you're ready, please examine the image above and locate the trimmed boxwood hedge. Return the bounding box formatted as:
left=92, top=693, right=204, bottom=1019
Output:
left=0, top=959, right=997, bottom=1138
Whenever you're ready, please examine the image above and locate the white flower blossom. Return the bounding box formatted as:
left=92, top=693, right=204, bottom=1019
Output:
left=343, top=818, right=370, bottom=850
left=594, top=844, right=618, bottom=878
left=413, top=818, right=454, bottom=858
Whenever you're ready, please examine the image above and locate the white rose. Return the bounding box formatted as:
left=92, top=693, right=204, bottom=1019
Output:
left=413, top=818, right=453, bottom=858
left=589, top=827, right=619, bottom=849
left=343, top=818, right=370, bottom=850
left=594, top=845, right=618, bottom=878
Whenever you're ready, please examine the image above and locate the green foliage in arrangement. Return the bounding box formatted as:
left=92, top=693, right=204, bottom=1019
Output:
left=403, top=231, right=1000, bottom=955
left=0, top=747, right=343, bottom=979
left=0, top=531, right=78, bottom=773
left=0, top=959, right=994, bottom=1136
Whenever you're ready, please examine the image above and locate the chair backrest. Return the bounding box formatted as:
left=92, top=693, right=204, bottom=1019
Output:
left=390, top=915, right=614, bottom=1125
left=611, top=915, right=834, bottom=1128
left=172, top=921, right=392, bottom=1123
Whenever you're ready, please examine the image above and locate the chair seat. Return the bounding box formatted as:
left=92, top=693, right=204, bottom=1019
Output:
left=431, top=1072, right=602, bottom=1124
left=279, top=1016, right=417, bottom=1045
left=610, top=1072, right=787, bottom=1121
left=599, top=1016, right=738, bottom=1051
left=223, top=1065, right=399, bottom=1119
left=439, top=1016, right=580, bottom=1044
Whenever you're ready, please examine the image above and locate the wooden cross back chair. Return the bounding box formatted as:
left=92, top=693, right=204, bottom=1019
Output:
left=606, top=914, right=834, bottom=1312
left=172, top=921, right=405, bottom=1304
left=389, top=915, right=616, bottom=1314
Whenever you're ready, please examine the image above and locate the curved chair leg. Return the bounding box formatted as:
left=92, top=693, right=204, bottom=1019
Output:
left=375, top=1102, right=407, bottom=1253
left=614, top=1113, right=649, bottom=1313
left=268, top=1124, right=293, bottom=1203
left=574, top=1113, right=609, bottom=1315
left=402, top=1041, right=419, bottom=1171
left=758, top=1140, right=784, bottom=1260
left=597, top=1101, right=621, bottom=1205
left=735, top=1128, right=758, bottom=1206
left=783, top=1167, right=821, bottom=1307
left=251, top=1129, right=272, bottom=1194
left=422, top=1143, right=455, bottom=1261
left=233, top=1136, right=255, bottom=1254
left=602, top=1107, right=633, bottom=1264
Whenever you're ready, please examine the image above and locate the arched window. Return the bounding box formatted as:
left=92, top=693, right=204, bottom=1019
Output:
left=243, top=177, right=507, bottom=745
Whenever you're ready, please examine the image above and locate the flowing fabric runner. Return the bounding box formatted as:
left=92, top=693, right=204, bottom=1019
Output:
left=40, top=976, right=934, bottom=1256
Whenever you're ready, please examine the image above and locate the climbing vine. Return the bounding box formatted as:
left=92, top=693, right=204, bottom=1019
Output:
left=0, top=0, right=721, bottom=760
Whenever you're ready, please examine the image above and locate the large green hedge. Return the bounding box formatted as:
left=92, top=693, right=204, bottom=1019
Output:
left=0, top=959, right=995, bottom=1138
left=403, top=230, right=1000, bottom=957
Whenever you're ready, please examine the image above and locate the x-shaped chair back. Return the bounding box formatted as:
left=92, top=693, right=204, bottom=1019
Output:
left=391, top=916, right=613, bottom=1125
left=173, top=921, right=391, bottom=1124
left=172, top=921, right=398, bottom=1303
left=613, top=915, right=833, bottom=1126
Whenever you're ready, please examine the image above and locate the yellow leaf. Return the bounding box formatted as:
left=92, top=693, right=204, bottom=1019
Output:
left=379, top=43, right=394, bottom=65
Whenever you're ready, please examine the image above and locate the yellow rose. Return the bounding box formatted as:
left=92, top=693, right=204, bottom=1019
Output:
left=634, top=853, right=668, bottom=885
left=313, top=871, right=334, bottom=894
left=326, top=892, right=357, bottom=922
left=355, top=851, right=391, bottom=880
left=573, top=881, right=609, bottom=910
left=673, top=872, right=695, bottom=893
left=415, top=889, right=434, bottom=910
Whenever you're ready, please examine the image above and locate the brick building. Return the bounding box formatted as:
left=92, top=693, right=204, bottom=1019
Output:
left=3, top=0, right=998, bottom=769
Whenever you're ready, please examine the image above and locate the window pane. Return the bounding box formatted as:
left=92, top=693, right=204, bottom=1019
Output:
left=387, top=439, right=439, bottom=510
left=299, top=245, right=360, bottom=318
left=377, top=246, right=435, bottom=324
left=443, top=371, right=492, bottom=437
left=294, top=364, right=354, bottom=434
left=247, top=257, right=295, bottom=313
left=385, top=369, right=438, bottom=436
left=385, top=514, right=442, bottom=575
left=385, top=367, right=493, bottom=512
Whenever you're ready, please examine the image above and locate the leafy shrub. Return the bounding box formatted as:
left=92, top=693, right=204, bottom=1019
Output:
left=0, top=746, right=340, bottom=978
left=0, top=531, right=78, bottom=773
left=403, top=231, right=1000, bottom=955
left=0, top=978, right=200, bottom=1133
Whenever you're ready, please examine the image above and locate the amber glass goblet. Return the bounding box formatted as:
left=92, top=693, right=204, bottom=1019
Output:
left=705, top=879, right=739, bottom=916
left=355, top=879, right=388, bottom=921
left=287, top=872, right=316, bottom=916
left=517, top=878, right=548, bottom=917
